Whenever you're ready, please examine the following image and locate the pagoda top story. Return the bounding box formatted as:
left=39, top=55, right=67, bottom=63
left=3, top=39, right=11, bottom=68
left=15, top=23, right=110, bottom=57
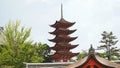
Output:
left=50, top=18, right=75, bottom=29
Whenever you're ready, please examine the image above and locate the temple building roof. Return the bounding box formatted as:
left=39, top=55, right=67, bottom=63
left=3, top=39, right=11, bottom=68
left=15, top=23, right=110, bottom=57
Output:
left=66, top=45, right=120, bottom=68
left=66, top=55, right=120, bottom=68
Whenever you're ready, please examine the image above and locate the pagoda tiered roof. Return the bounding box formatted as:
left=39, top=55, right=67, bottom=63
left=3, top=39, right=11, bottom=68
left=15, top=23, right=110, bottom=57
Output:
left=51, top=52, right=79, bottom=60
left=51, top=44, right=78, bottom=51
left=49, top=17, right=78, bottom=62
left=49, top=28, right=76, bottom=35
left=50, top=18, right=75, bottom=28
left=49, top=35, right=77, bottom=43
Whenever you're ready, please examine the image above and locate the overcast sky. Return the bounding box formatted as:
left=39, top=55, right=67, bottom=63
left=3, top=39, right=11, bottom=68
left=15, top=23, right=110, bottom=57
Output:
left=0, top=0, right=120, bottom=53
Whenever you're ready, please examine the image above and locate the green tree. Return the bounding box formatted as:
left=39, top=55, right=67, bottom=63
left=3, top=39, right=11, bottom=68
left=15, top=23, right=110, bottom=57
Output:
left=34, top=42, right=51, bottom=62
left=77, top=50, right=87, bottom=60
left=97, top=31, right=120, bottom=60
left=0, top=21, right=50, bottom=68
left=0, top=20, right=33, bottom=68
left=98, top=52, right=106, bottom=58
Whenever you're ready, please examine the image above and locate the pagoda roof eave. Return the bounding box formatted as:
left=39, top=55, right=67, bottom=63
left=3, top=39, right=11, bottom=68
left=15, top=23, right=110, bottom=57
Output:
left=51, top=44, right=79, bottom=50
left=48, top=36, right=77, bottom=43
left=50, top=19, right=75, bottom=28
left=70, top=53, right=79, bottom=58
left=59, top=18, right=75, bottom=23
left=51, top=52, right=79, bottom=59
left=49, top=29, right=76, bottom=35
left=50, top=23, right=75, bottom=28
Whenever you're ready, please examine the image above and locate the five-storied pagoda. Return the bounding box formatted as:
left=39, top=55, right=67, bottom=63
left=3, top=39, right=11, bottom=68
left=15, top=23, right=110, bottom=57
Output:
left=49, top=4, right=79, bottom=62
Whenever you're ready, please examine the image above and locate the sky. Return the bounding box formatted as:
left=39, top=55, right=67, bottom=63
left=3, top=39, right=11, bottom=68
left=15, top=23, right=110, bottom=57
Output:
left=0, top=0, right=120, bottom=53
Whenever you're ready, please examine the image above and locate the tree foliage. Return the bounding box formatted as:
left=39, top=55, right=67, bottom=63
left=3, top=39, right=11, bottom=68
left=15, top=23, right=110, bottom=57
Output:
left=77, top=50, right=87, bottom=60
left=0, top=21, right=50, bottom=68
left=97, top=31, right=120, bottom=60
left=33, top=42, right=51, bottom=62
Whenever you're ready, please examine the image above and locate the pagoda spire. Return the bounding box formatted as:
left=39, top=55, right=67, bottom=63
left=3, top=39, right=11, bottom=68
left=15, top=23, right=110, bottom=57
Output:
left=61, top=4, right=63, bottom=18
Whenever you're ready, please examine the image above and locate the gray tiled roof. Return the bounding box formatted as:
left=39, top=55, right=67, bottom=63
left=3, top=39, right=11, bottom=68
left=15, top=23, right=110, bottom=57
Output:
left=66, top=54, right=120, bottom=68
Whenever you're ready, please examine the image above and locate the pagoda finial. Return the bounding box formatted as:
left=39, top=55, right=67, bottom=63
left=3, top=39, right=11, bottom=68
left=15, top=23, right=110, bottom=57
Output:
left=89, top=44, right=95, bottom=54
left=61, top=4, right=63, bottom=18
